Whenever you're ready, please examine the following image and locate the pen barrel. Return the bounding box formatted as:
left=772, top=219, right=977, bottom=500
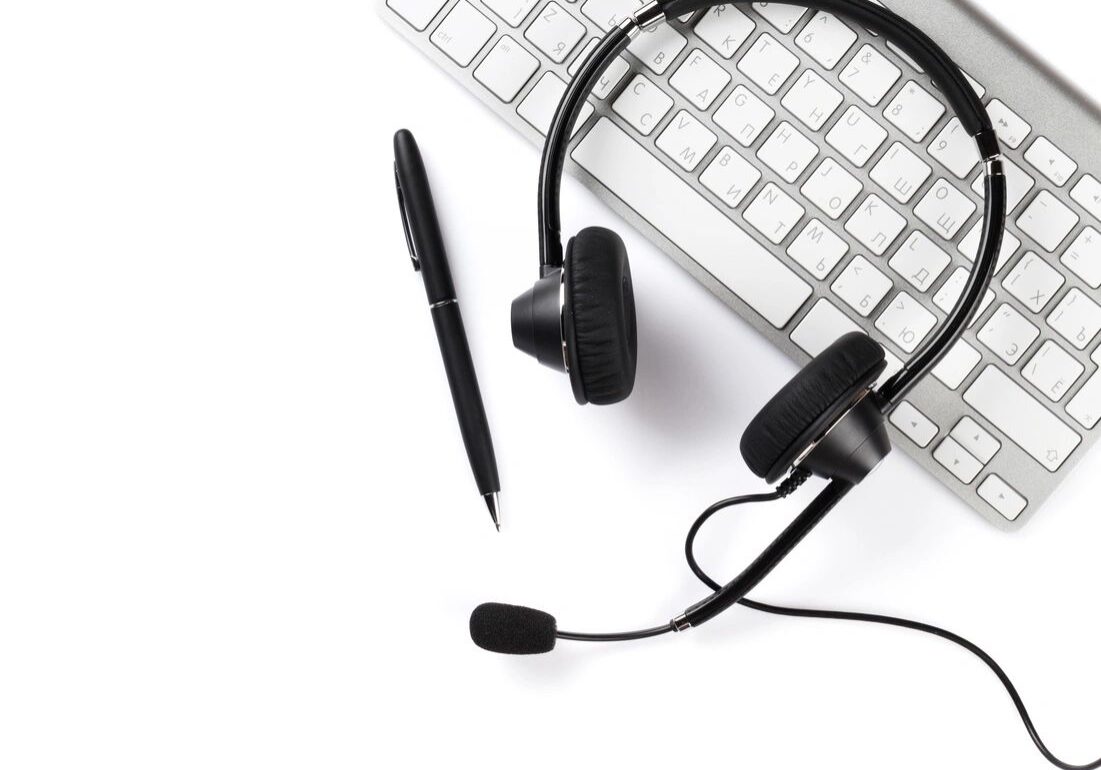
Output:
left=431, top=301, right=500, bottom=496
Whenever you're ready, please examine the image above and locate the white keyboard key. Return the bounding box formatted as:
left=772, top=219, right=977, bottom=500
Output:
left=932, top=340, right=981, bottom=390
left=840, top=44, right=900, bottom=106
left=934, top=437, right=983, bottom=483
left=970, top=157, right=1035, bottom=215
left=1025, top=137, right=1077, bottom=187
left=753, top=2, right=807, bottom=33
left=914, top=179, right=976, bottom=240
left=889, top=232, right=950, bottom=293
left=744, top=182, right=805, bottom=244
left=1018, top=191, right=1080, bottom=252
left=787, top=219, right=848, bottom=279
left=474, top=36, right=540, bottom=102
left=1048, top=288, right=1101, bottom=350
left=985, top=99, right=1031, bottom=150
left=801, top=158, right=861, bottom=220
left=781, top=70, right=844, bottom=132
left=517, top=72, right=594, bottom=135
left=795, top=11, right=856, bottom=70
left=757, top=122, right=818, bottom=183
left=1068, top=370, right=1101, bottom=429
left=1071, top=175, right=1101, bottom=222
left=483, top=0, right=539, bottom=26
left=1002, top=251, right=1064, bottom=313
left=870, top=143, right=931, bottom=204
left=628, top=24, right=687, bottom=75
left=883, top=81, right=944, bottom=142
left=573, top=119, right=813, bottom=327
left=958, top=220, right=1019, bottom=273
left=1062, top=227, right=1101, bottom=288
left=890, top=401, right=939, bottom=447
left=580, top=0, right=639, bottom=31
left=714, top=85, right=775, bottom=147
left=612, top=74, right=673, bottom=136
left=738, top=33, right=799, bottom=95
left=876, top=291, right=937, bottom=353
left=845, top=194, right=906, bottom=256
left=1024, top=340, right=1084, bottom=402
left=826, top=106, right=887, bottom=168
left=831, top=255, right=892, bottom=317
left=951, top=416, right=1001, bottom=464
left=978, top=475, right=1027, bottom=521
left=524, top=2, right=585, bottom=63
left=695, top=4, right=756, bottom=59
left=430, top=1, right=496, bottom=66
left=657, top=111, right=717, bottom=172
left=387, top=0, right=448, bottom=30
left=928, top=118, right=979, bottom=179
left=964, top=366, right=1081, bottom=472
left=977, top=303, right=1039, bottom=365
left=700, top=146, right=762, bottom=208
left=670, top=49, right=731, bottom=110
left=588, top=55, right=630, bottom=99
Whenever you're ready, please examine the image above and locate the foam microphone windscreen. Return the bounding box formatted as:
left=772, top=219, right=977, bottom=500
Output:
left=469, top=603, right=557, bottom=654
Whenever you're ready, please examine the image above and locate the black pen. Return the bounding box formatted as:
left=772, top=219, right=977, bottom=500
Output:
left=394, top=129, right=501, bottom=531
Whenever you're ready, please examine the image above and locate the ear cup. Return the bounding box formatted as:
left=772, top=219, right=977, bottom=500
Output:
left=740, top=333, right=887, bottom=483
left=563, top=227, right=637, bottom=405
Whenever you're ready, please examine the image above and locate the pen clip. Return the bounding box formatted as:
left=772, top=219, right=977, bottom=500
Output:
left=394, top=164, right=420, bottom=271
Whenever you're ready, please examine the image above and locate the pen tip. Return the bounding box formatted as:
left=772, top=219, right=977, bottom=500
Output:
left=484, top=492, right=501, bottom=532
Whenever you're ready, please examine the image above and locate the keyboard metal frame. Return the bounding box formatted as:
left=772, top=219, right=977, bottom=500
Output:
left=380, top=0, right=1101, bottom=529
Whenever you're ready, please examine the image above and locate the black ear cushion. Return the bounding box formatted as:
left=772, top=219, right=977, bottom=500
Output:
left=741, top=333, right=887, bottom=482
left=563, top=227, right=637, bottom=405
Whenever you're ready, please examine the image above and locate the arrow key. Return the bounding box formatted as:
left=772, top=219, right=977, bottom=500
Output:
left=950, top=416, right=1001, bottom=464
left=889, top=401, right=939, bottom=447
left=978, top=475, right=1028, bottom=521
left=934, top=437, right=983, bottom=483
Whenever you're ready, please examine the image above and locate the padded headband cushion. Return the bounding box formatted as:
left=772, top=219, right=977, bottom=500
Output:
left=741, top=333, right=887, bottom=482
left=564, top=227, right=637, bottom=405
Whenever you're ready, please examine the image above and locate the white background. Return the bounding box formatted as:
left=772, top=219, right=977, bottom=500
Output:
left=1, top=1, right=1099, bottom=768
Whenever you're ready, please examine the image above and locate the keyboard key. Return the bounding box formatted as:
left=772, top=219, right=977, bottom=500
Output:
left=753, top=2, right=807, bottom=33
left=700, top=146, right=762, bottom=208
left=840, top=44, right=900, bottom=106
left=387, top=0, right=449, bottom=30
left=845, top=194, right=906, bottom=256
left=1070, top=175, right=1101, bottom=222
left=573, top=118, right=812, bottom=327
left=831, top=255, right=892, bottom=317
left=525, top=2, right=585, bottom=63
left=801, top=158, right=861, bottom=220
left=1062, top=227, right=1101, bottom=288
left=1048, top=288, right=1101, bottom=350
left=985, top=99, right=1031, bottom=150
left=876, top=291, right=937, bottom=353
left=781, top=70, right=844, bottom=132
left=932, top=340, right=981, bottom=390
left=928, top=118, right=979, bottom=179
left=1025, top=137, right=1077, bottom=187
left=474, top=36, right=540, bottom=102
left=738, top=33, right=799, bottom=95
left=430, top=1, right=496, bottom=66
left=826, top=106, right=887, bottom=168
left=714, top=85, right=775, bottom=147
left=612, top=74, right=673, bottom=136
left=883, top=81, right=945, bottom=142
left=1002, top=251, right=1064, bottom=313
left=517, top=72, right=594, bottom=134
left=1018, top=191, right=1079, bottom=252
left=978, top=475, right=1027, bottom=521
left=483, top=0, right=539, bottom=26
left=889, top=232, right=950, bottom=293
left=795, top=12, right=856, bottom=70
left=870, top=143, right=931, bottom=204
left=934, top=437, right=983, bottom=483
left=656, top=111, right=717, bottom=172
left=933, top=267, right=995, bottom=321
left=670, top=49, right=731, bottom=110
left=1067, top=370, right=1101, bottom=429
left=757, top=122, right=818, bottom=183
left=890, top=401, right=939, bottom=447
left=1024, top=340, right=1084, bottom=402
left=695, top=4, right=756, bottom=59
left=787, top=219, right=848, bottom=279
left=744, top=182, right=805, bottom=244
left=580, top=0, right=639, bottom=30
left=964, top=366, right=1081, bottom=472
left=951, top=416, right=1001, bottom=464
left=628, top=24, right=687, bottom=75
left=792, top=299, right=904, bottom=381
left=958, top=220, right=1020, bottom=273
left=978, top=303, right=1039, bottom=364
left=587, top=55, right=629, bottom=99
left=914, top=178, right=976, bottom=240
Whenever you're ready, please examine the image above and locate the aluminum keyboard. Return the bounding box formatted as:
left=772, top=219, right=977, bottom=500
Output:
left=381, top=0, right=1101, bottom=529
